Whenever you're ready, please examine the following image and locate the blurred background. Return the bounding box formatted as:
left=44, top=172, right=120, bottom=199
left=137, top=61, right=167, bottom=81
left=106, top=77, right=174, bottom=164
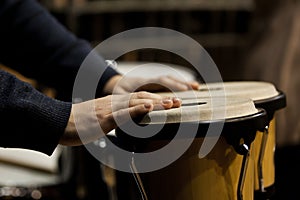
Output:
left=1, top=0, right=299, bottom=199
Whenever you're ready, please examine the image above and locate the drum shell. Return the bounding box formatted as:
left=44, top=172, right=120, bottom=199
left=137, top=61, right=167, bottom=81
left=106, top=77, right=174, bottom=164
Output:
left=139, top=136, right=255, bottom=200
left=114, top=107, right=268, bottom=200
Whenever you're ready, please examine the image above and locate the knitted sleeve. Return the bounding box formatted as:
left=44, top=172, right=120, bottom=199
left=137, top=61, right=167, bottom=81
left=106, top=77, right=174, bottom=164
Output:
left=0, top=69, right=71, bottom=155
left=0, top=0, right=119, bottom=100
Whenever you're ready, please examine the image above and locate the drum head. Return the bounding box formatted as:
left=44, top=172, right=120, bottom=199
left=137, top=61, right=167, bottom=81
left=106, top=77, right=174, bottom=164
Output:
left=158, top=81, right=278, bottom=101
left=201, top=81, right=279, bottom=101
left=115, top=97, right=267, bottom=153
left=140, top=97, right=258, bottom=125
left=158, top=81, right=286, bottom=118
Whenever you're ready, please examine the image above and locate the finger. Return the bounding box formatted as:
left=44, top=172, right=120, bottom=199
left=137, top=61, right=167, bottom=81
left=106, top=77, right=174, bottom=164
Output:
left=129, top=98, right=175, bottom=110
left=166, top=76, right=200, bottom=90
left=152, top=98, right=173, bottom=110
left=100, top=103, right=153, bottom=133
left=111, top=98, right=154, bottom=111
left=109, top=103, right=154, bottom=127
left=112, top=97, right=174, bottom=111
left=190, top=81, right=201, bottom=90
left=110, top=92, right=178, bottom=112
left=172, top=97, right=182, bottom=107
left=129, top=91, right=182, bottom=109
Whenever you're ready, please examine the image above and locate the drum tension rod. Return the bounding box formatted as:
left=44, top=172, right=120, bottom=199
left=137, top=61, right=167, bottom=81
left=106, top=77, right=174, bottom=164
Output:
left=258, top=125, right=269, bottom=193
left=238, top=142, right=250, bottom=200
left=129, top=152, right=149, bottom=200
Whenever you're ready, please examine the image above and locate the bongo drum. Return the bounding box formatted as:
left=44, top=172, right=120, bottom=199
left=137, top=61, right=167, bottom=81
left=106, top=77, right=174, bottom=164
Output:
left=115, top=97, right=268, bottom=200
left=98, top=60, right=198, bottom=199
left=158, top=81, right=286, bottom=199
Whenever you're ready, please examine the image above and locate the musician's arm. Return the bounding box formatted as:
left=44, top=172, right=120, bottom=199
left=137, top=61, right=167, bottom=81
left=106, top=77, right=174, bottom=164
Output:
left=0, top=70, right=181, bottom=154
left=0, top=0, right=119, bottom=99
left=0, top=69, right=71, bottom=156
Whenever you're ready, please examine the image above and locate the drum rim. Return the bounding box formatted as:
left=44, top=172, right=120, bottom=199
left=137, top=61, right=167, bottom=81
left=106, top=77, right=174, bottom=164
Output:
left=137, top=108, right=267, bottom=127
left=254, top=91, right=286, bottom=111
left=254, top=91, right=286, bottom=121
left=115, top=109, right=268, bottom=155
left=116, top=109, right=268, bottom=140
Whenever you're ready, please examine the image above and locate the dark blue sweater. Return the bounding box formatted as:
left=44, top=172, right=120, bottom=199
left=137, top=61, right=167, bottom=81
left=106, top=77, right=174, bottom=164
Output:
left=0, top=0, right=119, bottom=155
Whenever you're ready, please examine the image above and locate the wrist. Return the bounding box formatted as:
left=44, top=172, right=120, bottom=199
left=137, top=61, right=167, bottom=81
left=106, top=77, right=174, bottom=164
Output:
left=103, top=75, right=123, bottom=94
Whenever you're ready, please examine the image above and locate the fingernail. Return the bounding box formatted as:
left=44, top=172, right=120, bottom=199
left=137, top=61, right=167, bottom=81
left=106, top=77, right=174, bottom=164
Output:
left=172, top=97, right=182, bottom=103
left=162, top=98, right=172, bottom=104
left=144, top=103, right=152, bottom=109
left=192, top=82, right=200, bottom=90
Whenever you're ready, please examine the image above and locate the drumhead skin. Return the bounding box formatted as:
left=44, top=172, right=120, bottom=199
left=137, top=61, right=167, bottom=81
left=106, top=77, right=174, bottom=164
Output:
left=200, top=81, right=279, bottom=101
left=159, top=81, right=278, bottom=100
left=117, top=97, right=267, bottom=154
left=158, top=81, right=286, bottom=119
left=140, top=97, right=258, bottom=125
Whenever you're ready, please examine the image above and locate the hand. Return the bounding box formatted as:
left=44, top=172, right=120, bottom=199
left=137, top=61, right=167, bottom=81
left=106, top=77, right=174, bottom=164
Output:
left=61, top=91, right=181, bottom=146
left=103, top=75, right=200, bottom=94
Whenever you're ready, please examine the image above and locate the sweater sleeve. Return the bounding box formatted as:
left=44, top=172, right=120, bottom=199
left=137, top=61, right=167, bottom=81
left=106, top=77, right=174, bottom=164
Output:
left=0, top=0, right=119, bottom=101
left=0, top=69, right=71, bottom=155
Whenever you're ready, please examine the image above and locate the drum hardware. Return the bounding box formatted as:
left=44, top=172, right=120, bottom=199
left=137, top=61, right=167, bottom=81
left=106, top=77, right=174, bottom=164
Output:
left=129, top=153, right=149, bottom=200
left=252, top=92, right=286, bottom=200
left=221, top=111, right=267, bottom=200
left=238, top=143, right=250, bottom=200
left=257, top=126, right=269, bottom=193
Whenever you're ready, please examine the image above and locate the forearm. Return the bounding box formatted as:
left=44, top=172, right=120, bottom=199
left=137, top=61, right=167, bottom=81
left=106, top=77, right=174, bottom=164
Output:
left=0, top=70, right=71, bottom=155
